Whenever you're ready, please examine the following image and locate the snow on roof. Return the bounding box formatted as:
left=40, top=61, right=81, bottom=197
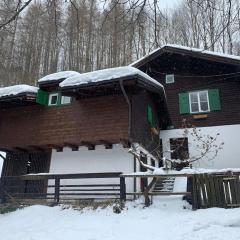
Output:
left=60, top=66, right=163, bottom=89
left=0, top=84, right=38, bottom=98
left=38, top=71, right=81, bottom=83
left=130, top=44, right=240, bottom=66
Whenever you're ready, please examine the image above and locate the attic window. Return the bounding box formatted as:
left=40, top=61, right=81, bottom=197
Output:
left=49, top=93, right=59, bottom=106
left=36, top=90, right=72, bottom=106
left=165, top=74, right=174, bottom=84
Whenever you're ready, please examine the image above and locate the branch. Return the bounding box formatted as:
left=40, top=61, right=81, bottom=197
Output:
left=0, top=0, right=33, bottom=29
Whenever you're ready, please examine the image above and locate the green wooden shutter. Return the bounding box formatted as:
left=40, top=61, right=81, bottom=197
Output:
left=147, top=105, right=155, bottom=127
left=179, top=92, right=190, bottom=114
left=36, top=89, right=49, bottom=106
left=209, top=89, right=221, bottom=111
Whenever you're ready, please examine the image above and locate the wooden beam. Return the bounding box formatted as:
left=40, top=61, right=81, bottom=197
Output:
left=47, top=145, right=63, bottom=152
left=64, top=143, right=79, bottom=151
left=99, top=140, right=113, bottom=149
left=81, top=141, right=95, bottom=150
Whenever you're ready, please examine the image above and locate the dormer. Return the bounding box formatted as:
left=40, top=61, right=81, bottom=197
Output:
left=36, top=71, right=81, bottom=107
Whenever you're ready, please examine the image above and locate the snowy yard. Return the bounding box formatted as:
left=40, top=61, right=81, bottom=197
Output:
left=1, top=197, right=240, bottom=240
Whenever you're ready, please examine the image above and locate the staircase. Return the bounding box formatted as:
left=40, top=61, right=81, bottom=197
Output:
left=152, top=177, right=175, bottom=193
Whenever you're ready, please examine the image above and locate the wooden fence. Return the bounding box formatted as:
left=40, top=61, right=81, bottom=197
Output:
left=1, top=171, right=240, bottom=210
left=121, top=171, right=240, bottom=210
left=191, top=172, right=240, bottom=209
left=0, top=172, right=126, bottom=204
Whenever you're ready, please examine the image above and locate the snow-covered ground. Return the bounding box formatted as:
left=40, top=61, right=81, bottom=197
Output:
left=1, top=197, right=240, bottom=240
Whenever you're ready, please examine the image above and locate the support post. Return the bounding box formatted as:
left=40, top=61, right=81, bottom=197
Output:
left=191, top=175, right=198, bottom=210
left=54, top=177, right=60, bottom=204
left=120, top=176, right=126, bottom=201
left=0, top=179, right=6, bottom=204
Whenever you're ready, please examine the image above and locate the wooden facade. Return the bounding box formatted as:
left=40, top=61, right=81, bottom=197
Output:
left=133, top=47, right=240, bottom=129
left=0, top=74, right=168, bottom=177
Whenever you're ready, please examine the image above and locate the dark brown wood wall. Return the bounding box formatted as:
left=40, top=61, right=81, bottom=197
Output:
left=138, top=54, right=240, bottom=129
left=0, top=95, right=129, bottom=150
left=131, top=90, right=160, bottom=153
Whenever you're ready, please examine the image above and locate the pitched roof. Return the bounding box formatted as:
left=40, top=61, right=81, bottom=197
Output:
left=0, top=84, right=38, bottom=98
left=38, top=71, right=81, bottom=84
left=60, top=66, right=163, bottom=90
left=130, top=44, right=240, bottom=68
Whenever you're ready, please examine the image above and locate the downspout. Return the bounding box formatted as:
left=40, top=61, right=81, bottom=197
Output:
left=119, top=80, right=131, bottom=141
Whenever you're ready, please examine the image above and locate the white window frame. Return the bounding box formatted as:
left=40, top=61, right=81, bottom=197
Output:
left=61, top=96, right=72, bottom=105
left=189, top=90, right=210, bottom=114
left=48, top=93, right=59, bottom=106
left=165, top=74, right=175, bottom=84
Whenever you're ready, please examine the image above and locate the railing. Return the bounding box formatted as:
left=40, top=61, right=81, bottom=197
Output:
left=0, top=172, right=126, bottom=204
left=121, top=171, right=240, bottom=210
left=121, top=173, right=192, bottom=207
left=1, top=171, right=240, bottom=210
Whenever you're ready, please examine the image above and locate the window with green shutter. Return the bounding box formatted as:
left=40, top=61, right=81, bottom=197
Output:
left=36, top=90, right=72, bottom=106
left=179, top=89, right=221, bottom=114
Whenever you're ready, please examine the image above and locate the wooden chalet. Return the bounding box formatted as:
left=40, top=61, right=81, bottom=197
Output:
left=132, top=44, right=240, bottom=169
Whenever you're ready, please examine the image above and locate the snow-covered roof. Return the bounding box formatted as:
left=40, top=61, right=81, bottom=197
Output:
left=130, top=44, right=240, bottom=67
left=60, top=66, right=163, bottom=89
left=0, top=84, right=38, bottom=98
left=38, top=71, right=81, bottom=83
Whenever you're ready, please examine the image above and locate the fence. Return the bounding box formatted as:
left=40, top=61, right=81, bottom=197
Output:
left=191, top=172, right=240, bottom=209
left=1, top=171, right=240, bottom=210
left=0, top=172, right=126, bottom=204
left=121, top=171, right=240, bottom=210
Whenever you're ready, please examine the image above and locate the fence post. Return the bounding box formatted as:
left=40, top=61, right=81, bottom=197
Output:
left=0, top=179, right=6, bottom=204
left=120, top=176, right=126, bottom=201
left=191, top=175, right=199, bottom=210
left=54, top=177, right=60, bottom=204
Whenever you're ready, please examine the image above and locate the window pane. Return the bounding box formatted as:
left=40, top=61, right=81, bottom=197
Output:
left=191, top=102, right=199, bottom=112
left=199, top=91, right=208, bottom=102
left=190, top=92, right=198, bottom=103
left=61, top=96, right=71, bottom=105
left=50, top=95, right=58, bottom=105
left=200, top=101, right=209, bottom=111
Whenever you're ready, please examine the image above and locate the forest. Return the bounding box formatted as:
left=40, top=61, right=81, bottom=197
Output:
left=0, top=0, right=239, bottom=86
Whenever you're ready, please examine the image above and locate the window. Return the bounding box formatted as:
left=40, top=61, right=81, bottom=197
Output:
left=37, top=90, right=72, bottom=106
left=179, top=89, right=221, bottom=115
left=170, top=138, right=189, bottom=160
left=61, top=96, right=71, bottom=105
left=48, top=93, right=59, bottom=106
left=165, top=74, right=174, bottom=84
left=189, top=90, right=209, bottom=113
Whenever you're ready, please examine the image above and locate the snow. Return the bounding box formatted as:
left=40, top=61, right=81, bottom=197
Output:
left=60, top=66, right=163, bottom=89
left=1, top=198, right=240, bottom=240
left=0, top=85, right=38, bottom=98
left=38, top=71, right=81, bottom=83
left=122, top=167, right=240, bottom=177
left=130, top=44, right=240, bottom=66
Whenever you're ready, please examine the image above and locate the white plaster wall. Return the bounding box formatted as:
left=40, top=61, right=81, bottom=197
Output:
left=49, top=144, right=135, bottom=195
left=161, top=124, right=240, bottom=169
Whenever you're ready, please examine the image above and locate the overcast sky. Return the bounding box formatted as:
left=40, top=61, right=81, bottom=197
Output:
left=159, top=0, right=182, bottom=9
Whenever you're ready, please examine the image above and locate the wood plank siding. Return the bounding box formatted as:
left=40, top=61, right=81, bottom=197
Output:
left=138, top=52, right=240, bottom=129
left=0, top=94, right=129, bottom=150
